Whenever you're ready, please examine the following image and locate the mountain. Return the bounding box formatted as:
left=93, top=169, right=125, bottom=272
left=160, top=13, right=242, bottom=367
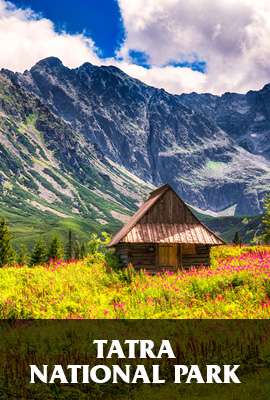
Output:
left=179, top=87, right=270, bottom=159
left=0, top=65, right=153, bottom=245
left=0, top=57, right=269, bottom=243
left=10, top=57, right=270, bottom=215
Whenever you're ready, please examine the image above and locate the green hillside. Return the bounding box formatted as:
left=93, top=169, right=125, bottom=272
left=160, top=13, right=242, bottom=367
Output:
left=0, top=74, right=152, bottom=248
left=199, top=213, right=263, bottom=243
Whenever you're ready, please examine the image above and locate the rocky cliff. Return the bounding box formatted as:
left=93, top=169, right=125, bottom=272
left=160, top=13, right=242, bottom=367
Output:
left=0, top=57, right=269, bottom=241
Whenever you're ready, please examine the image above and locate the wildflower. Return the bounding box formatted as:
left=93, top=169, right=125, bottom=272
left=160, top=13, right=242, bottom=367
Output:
left=216, top=294, right=224, bottom=302
left=113, top=302, right=125, bottom=310
left=261, top=300, right=270, bottom=308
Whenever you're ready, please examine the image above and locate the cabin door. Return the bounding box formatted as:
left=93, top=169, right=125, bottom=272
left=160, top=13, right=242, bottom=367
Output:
left=158, top=244, right=178, bottom=268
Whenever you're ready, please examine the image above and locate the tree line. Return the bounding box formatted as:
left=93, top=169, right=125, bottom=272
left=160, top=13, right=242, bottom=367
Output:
left=0, top=195, right=269, bottom=267
left=229, top=195, right=270, bottom=246
left=0, top=219, right=87, bottom=267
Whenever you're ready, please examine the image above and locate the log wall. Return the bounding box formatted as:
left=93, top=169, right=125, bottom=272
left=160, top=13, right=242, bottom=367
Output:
left=116, top=243, right=211, bottom=273
left=116, top=243, right=156, bottom=273
left=182, top=244, right=210, bottom=268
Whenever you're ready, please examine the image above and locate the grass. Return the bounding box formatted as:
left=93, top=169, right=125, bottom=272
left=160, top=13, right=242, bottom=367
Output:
left=1, top=191, right=261, bottom=248
left=0, top=245, right=270, bottom=318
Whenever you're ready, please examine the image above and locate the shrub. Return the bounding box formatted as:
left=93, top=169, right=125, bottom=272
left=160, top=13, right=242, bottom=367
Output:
left=263, top=279, right=270, bottom=298
left=230, top=276, right=245, bottom=288
left=87, top=232, right=119, bottom=270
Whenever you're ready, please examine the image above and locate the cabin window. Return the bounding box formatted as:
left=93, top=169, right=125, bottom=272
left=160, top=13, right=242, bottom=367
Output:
left=182, top=244, right=196, bottom=255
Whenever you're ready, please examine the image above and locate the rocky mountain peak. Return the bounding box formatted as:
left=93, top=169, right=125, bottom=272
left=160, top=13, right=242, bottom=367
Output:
left=30, top=56, right=64, bottom=72
left=0, top=57, right=269, bottom=217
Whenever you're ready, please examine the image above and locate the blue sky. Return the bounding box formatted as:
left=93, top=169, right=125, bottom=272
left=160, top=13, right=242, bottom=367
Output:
left=12, top=0, right=205, bottom=71
left=0, top=0, right=269, bottom=95
left=13, top=0, right=125, bottom=58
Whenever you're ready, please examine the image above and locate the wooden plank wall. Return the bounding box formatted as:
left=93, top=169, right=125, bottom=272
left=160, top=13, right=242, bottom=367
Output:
left=140, top=189, right=196, bottom=224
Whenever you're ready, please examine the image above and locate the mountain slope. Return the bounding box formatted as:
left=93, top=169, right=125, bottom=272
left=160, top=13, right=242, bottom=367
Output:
left=0, top=70, right=153, bottom=244
left=179, top=85, right=270, bottom=159
left=0, top=57, right=269, bottom=244
left=6, top=57, right=269, bottom=216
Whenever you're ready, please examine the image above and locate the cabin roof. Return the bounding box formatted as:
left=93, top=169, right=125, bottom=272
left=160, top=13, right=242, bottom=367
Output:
left=108, top=184, right=225, bottom=246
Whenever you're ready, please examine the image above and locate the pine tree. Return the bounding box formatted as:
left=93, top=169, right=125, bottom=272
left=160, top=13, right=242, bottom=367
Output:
left=30, top=239, right=47, bottom=266
left=17, top=244, right=29, bottom=266
left=262, top=195, right=270, bottom=243
left=0, top=218, right=15, bottom=267
left=80, top=242, right=87, bottom=259
left=48, top=236, right=64, bottom=261
left=233, top=231, right=241, bottom=245
left=65, top=229, right=73, bottom=260
left=74, top=240, right=81, bottom=260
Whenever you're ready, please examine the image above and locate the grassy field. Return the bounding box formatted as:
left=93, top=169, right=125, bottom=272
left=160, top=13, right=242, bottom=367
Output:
left=0, top=245, right=270, bottom=318
left=0, top=201, right=123, bottom=249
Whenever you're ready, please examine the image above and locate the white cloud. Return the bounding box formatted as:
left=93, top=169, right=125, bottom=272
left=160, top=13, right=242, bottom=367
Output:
left=0, top=0, right=101, bottom=72
left=114, top=61, right=207, bottom=93
left=0, top=0, right=207, bottom=94
left=1, top=0, right=270, bottom=95
left=118, top=0, right=270, bottom=94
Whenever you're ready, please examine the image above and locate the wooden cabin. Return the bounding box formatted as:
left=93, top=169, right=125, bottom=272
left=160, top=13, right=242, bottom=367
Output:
left=108, top=184, right=224, bottom=273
